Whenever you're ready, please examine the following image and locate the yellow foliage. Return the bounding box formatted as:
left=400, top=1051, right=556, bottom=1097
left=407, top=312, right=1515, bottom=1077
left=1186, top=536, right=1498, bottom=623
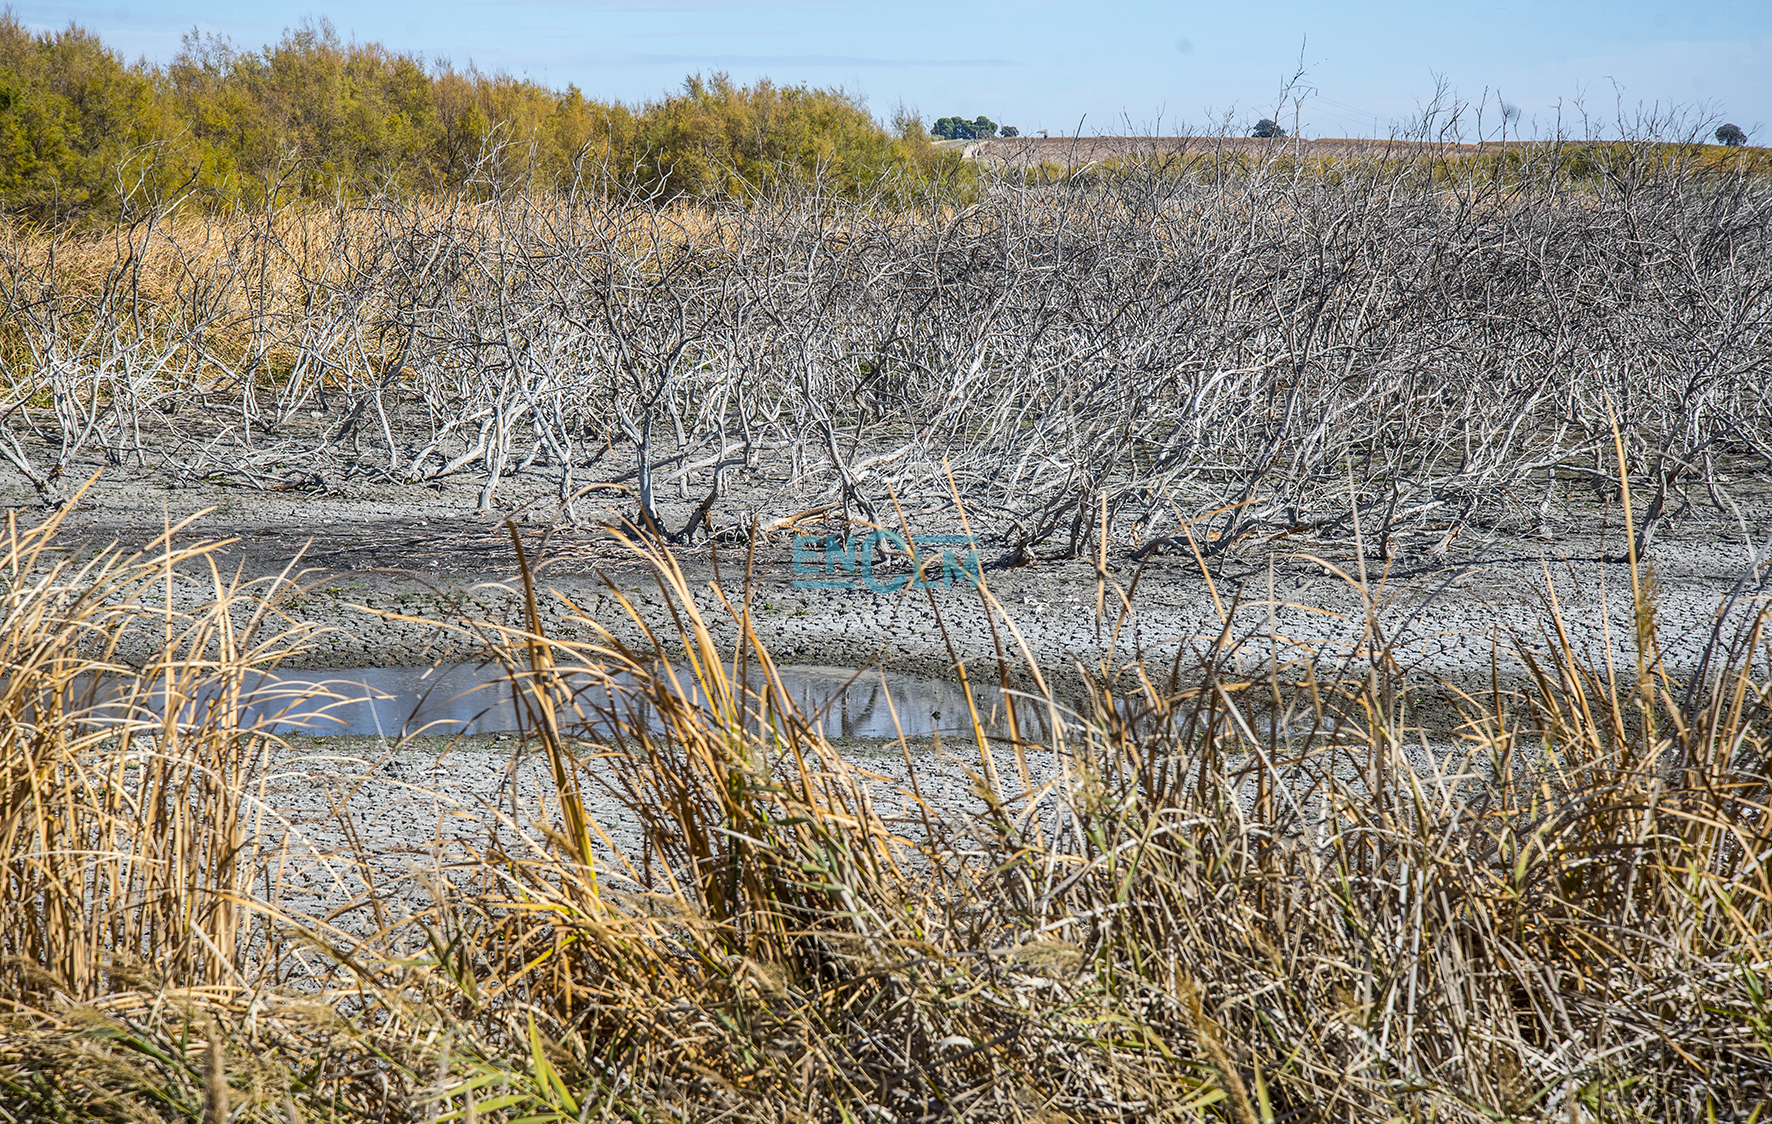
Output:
left=0, top=14, right=953, bottom=222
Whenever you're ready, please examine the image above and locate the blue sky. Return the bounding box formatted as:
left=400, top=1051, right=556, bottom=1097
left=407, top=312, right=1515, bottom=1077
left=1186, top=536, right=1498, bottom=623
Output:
left=13, top=0, right=1768, bottom=139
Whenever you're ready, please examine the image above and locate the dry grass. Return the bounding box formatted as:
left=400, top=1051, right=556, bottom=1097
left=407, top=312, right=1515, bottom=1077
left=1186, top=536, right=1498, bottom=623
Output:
left=0, top=486, right=326, bottom=1002
left=0, top=482, right=1768, bottom=1121
left=968, top=133, right=1772, bottom=172
left=968, top=134, right=1495, bottom=167
left=0, top=197, right=736, bottom=372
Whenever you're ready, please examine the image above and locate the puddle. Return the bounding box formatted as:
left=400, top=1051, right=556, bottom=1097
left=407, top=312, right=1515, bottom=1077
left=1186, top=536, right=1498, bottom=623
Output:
left=129, top=663, right=1061, bottom=741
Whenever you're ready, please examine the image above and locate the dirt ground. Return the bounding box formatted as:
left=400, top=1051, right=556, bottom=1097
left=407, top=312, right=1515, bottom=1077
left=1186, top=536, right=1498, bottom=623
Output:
left=24, top=459, right=1772, bottom=701
left=965, top=135, right=1526, bottom=166
left=961, top=135, right=1772, bottom=168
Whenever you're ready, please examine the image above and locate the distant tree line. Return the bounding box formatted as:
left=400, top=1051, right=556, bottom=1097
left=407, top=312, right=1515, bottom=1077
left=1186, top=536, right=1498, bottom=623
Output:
left=0, top=15, right=948, bottom=222
left=931, top=115, right=1017, bottom=141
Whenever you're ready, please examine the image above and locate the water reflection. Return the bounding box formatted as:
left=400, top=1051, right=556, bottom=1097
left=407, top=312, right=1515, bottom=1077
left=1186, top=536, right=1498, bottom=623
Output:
left=214, top=663, right=1056, bottom=740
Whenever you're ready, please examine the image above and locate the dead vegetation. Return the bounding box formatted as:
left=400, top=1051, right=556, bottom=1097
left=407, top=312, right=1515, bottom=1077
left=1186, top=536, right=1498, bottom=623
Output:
left=3, top=139, right=1770, bottom=564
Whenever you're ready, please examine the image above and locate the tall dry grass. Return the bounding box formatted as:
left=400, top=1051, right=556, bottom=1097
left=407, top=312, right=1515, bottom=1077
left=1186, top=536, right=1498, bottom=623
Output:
left=0, top=508, right=1769, bottom=1120
left=0, top=196, right=741, bottom=382
left=0, top=488, right=328, bottom=1003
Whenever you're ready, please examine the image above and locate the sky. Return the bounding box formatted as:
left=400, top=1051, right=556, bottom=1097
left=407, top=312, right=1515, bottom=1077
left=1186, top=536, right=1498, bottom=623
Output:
left=12, top=0, right=1769, bottom=141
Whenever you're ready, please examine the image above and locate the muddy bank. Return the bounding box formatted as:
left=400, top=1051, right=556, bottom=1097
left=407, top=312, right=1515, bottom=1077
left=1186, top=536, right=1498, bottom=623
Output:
left=26, top=467, right=1772, bottom=696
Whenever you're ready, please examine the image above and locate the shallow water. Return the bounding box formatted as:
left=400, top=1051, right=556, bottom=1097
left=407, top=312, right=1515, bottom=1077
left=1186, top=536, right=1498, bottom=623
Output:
left=220, top=662, right=1056, bottom=740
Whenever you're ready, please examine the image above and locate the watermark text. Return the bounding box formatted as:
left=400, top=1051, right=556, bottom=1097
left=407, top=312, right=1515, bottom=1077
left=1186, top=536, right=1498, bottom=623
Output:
left=792, top=533, right=980, bottom=592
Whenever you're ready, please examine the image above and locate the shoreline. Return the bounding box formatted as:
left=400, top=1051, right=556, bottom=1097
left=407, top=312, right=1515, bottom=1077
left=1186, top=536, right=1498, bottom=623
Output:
left=35, top=471, right=1766, bottom=701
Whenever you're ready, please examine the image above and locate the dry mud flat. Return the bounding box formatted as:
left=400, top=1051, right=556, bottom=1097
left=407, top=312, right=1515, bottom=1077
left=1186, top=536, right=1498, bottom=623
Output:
left=36, top=467, right=1772, bottom=696
left=251, top=732, right=1068, bottom=929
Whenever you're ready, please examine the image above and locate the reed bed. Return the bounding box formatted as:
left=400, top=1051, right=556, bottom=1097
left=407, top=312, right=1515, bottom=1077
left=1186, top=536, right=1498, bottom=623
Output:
left=0, top=502, right=1768, bottom=1122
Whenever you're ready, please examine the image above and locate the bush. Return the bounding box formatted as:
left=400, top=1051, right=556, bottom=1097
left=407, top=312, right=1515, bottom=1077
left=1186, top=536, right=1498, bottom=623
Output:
left=0, top=14, right=927, bottom=219
left=0, top=15, right=179, bottom=221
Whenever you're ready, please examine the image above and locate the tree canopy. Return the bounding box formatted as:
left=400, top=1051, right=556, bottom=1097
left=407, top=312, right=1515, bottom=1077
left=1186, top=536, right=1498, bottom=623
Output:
left=931, top=115, right=999, bottom=141
left=1716, top=123, right=1748, bottom=147
left=1251, top=119, right=1285, bottom=139
left=0, top=15, right=945, bottom=222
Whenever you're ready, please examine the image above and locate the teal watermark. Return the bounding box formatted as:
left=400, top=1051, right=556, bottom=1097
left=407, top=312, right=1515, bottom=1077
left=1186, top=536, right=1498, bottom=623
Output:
left=793, top=533, right=980, bottom=592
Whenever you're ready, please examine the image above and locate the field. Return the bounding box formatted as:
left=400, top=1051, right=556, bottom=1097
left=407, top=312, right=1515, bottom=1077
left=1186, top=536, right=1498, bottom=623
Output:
left=3, top=139, right=1772, bottom=1122
left=965, top=134, right=1502, bottom=164
left=966, top=132, right=1771, bottom=162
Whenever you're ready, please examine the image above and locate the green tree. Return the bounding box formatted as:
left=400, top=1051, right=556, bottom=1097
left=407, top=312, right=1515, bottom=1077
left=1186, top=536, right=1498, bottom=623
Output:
left=0, top=14, right=927, bottom=217
left=970, top=115, right=997, bottom=138
left=1000, top=125, right=1018, bottom=137
left=931, top=116, right=970, bottom=140
left=0, top=15, right=174, bottom=220
left=1715, top=123, right=1748, bottom=147
left=1251, top=118, right=1285, bottom=138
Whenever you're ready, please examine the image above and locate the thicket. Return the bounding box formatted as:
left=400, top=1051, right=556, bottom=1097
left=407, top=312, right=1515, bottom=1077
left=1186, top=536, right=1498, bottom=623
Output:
left=3, top=132, right=1768, bottom=565
left=0, top=13, right=949, bottom=221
